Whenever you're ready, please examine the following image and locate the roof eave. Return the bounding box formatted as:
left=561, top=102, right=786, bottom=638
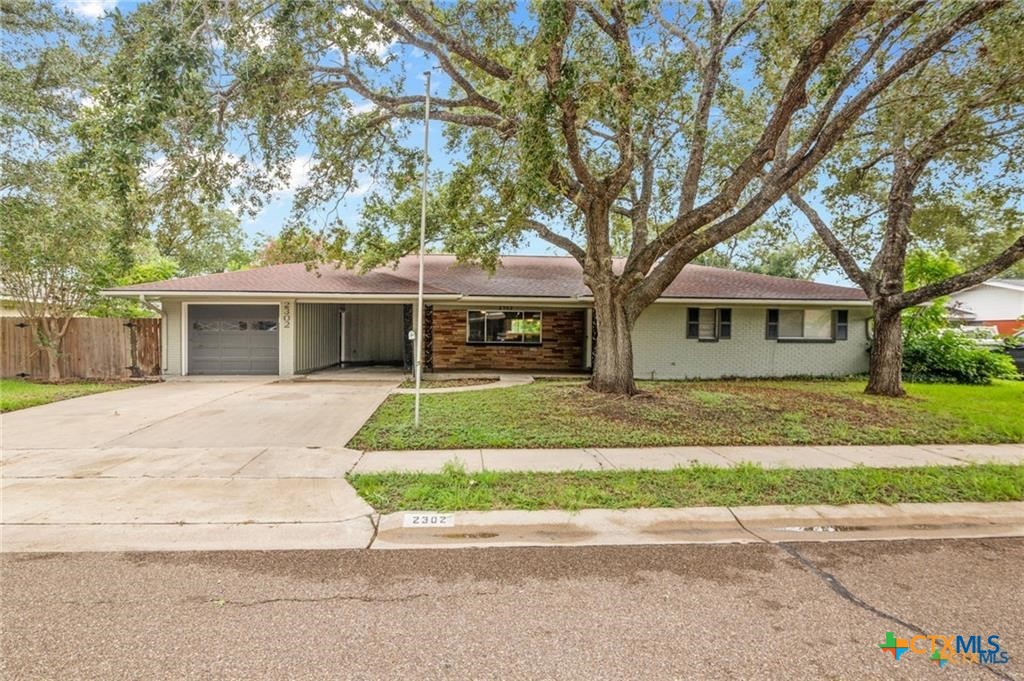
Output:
left=981, top=281, right=1024, bottom=293
left=101, top=289, right=870, bottom=306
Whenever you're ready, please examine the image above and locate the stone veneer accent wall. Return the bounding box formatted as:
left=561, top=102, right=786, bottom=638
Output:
left=430, top=308, right=586, bottom=371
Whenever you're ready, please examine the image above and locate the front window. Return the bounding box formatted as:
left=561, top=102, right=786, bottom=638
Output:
left=686, top=308, right=731, bottom=340
left=467, top=310, right=542, bottom=344
left=766, top=309, right=848, bottom=341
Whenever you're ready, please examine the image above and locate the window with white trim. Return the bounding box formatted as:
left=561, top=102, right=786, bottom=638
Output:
left=467, top=310, right=542, bottom=344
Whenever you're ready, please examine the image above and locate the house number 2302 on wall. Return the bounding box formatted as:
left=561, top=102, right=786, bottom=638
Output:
left=280, top=302, right=292, bottom=328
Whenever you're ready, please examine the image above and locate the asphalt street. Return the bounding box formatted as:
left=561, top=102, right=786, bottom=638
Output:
left=2, top=538, right=1021, bottom=680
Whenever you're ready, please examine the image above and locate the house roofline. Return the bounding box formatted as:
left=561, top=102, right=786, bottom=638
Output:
left=102, top=289, right=871, bottom=307
left=978, top=280, right=1024, bottom=293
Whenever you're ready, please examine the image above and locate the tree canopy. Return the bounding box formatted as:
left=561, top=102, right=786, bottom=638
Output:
left=80, top=0, right=1017, bottom=393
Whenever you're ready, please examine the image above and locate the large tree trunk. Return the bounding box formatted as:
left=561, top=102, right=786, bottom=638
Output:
left=866, top=302, right=905, bottom=397
left=589, top=286, right=637, bottom=395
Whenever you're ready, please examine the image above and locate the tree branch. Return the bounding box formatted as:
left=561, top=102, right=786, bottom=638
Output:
left=788, top=191, right=873, bottom=292
left=896, top=234, right=1024, bottom=308
left=353, top=1, right=503, bottom=114
left=393, top=0, right=513, bottom=80
left=628, top=0, right=874, bottom=279
left=525, top=218, right=586, bottom=263
left=677, top=0, right=726, bottom=216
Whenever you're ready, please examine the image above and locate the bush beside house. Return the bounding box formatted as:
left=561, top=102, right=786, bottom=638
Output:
left=902, top=330, right=1020, bottom=385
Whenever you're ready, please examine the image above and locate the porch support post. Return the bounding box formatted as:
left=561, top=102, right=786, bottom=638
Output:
left=279, top=299, right=295, bottom=377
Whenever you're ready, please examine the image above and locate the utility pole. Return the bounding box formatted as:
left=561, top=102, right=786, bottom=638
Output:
left=414, top=69, right=431, bottom=428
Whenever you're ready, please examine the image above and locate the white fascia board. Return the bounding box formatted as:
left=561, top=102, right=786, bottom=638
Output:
left=101, top=290, right=460, bottom=303
left=651, top=297, right=873, bottom=307
left=101, top=289, right=871, bottom=307
left=982, top=281, right=1024, bottom=293
left=450, top=295, right=870, bottom=307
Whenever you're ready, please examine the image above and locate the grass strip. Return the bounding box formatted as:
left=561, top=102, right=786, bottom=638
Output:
left=348, top=462, right=1024, bottom=513
left=0, top=378, right=136, bottom=412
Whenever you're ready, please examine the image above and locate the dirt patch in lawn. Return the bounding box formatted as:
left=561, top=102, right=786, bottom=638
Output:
left=554, top=381, right=928, bottom=435
left=398, top=378, right=500, bottom=389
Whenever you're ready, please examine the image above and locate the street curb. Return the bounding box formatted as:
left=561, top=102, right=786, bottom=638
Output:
left=369, top=502, right=1024, bottom=550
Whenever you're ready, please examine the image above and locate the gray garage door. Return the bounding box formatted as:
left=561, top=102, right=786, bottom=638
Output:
left=187, top=305, right=279, bottom=375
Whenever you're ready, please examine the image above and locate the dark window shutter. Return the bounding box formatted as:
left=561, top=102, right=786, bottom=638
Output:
left=686, top=308, right=700, bottom=339
left=834, top=310, right=849, bottom=341
left=718, top=309, right=732, bottom=339
left=765, top=309, right=779, bottom=340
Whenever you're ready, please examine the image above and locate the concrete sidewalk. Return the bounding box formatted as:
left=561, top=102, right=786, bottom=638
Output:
left=351, top=443, right=1024, bottom=473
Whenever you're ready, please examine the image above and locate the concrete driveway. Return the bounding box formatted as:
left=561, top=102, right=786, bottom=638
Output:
left=1, top=378, right=398, bottom=552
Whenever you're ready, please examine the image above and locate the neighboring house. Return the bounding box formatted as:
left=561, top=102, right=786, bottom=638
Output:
left=947, top=279, right=1024, bottom=336
left=1, top=288, right=34, bottom=317
left=102, top=254, right=871, bottom=379
left=0, top=288, right=97, bottom=318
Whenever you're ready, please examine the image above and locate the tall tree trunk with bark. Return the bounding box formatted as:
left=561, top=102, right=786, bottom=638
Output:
left=866, top=301, right=905, bottom=397
left=580, top=200, right=640, bottom=396
left=589, top=284, right=637, bottom=395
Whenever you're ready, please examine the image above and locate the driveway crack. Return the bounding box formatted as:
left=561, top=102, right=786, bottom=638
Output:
left=230, top=447, right=270, bottom=477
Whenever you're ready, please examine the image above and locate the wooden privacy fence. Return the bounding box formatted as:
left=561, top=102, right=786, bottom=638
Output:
left=1, top=317, right=161, bottom=381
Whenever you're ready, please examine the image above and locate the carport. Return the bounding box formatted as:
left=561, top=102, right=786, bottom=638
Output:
left=294, top=302, right=406, bottom=374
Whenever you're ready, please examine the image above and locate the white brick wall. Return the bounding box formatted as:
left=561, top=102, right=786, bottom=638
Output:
left=632, top=303, right=871, bottom=380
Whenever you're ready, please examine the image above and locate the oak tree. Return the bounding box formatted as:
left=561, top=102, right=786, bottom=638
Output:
left=87, top=0, right=1011, bottom=393
left=789, top=8, right=1024, bottom=396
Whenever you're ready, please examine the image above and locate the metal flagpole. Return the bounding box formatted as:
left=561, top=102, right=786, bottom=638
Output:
left=414, top=70, right=431, bottom=428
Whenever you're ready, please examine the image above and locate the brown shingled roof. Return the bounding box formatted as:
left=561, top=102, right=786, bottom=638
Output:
left=107, top=254, right=867, bottom=302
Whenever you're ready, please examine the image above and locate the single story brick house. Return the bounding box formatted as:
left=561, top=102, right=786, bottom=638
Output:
left=103, top=254, right=872, bottom=379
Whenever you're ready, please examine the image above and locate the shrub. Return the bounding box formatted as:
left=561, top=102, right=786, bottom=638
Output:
left=903, top=331, right=1020, bottom=384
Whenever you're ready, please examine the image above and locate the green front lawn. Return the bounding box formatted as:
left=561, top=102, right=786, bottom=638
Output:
left=0, top=378, right=135, bottom=412
left=348, top=378, right=1024, bottom=450
left=349, top=463, right=1024, bottom=513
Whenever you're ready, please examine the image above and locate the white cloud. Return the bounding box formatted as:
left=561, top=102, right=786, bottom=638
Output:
left=349, top=171, right=374, bottom=197
left=63, top=0, right=116, bottom=20
left=272, top=155, right=374, bottom=201
left=141, top=155, right=169, bottom=186
left=285, top=155, right=311, bottom=192
left=349, top=100, right=377, bottom=116
left=248, top=20, right=275, bottom=50
left=366, top=37, right=395, bottom=58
